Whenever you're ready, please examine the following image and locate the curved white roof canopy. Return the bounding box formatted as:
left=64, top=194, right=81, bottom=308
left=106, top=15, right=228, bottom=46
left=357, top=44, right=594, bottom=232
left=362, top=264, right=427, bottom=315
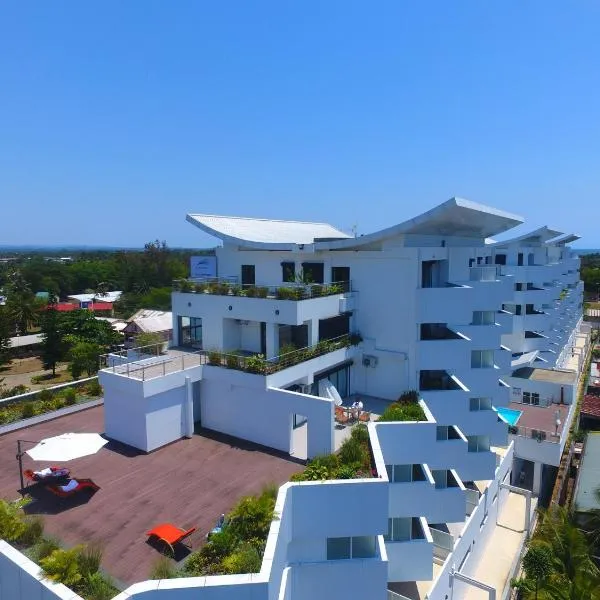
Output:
left=547, top=233, right=580, bottom=246
left=186, top=197, right=523, bottom=250
left=186, top=214, right=350, bottom=249
left=489, top=226, right=565, bottom=247
left=314, top=197, right=523, bottom=250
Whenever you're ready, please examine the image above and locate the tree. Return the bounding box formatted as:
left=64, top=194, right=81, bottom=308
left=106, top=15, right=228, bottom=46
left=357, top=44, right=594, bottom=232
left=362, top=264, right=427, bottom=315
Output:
left=40, top=304, right=64, bottom=376
left=68, top=341, right=103, bottom=379
left=522, top=543, right=553, bottom=600
left=134, top=331, right=163, bottom=349
left=0, top=307, right=11, bottom=366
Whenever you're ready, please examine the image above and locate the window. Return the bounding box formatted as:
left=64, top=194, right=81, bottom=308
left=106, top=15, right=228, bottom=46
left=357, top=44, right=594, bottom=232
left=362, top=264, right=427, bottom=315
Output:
left=472, top=311, right=495, bottom=326
left=241, top=265, right=255, bottom=286
left=178, top=316, right=202, bottom=348
left=471, top=350, right=494, bottom=369
left=331, top=266, right=350, bottom=292
left=469, top=397, right=492, bottom=411
left=432, top=469, right=450, bottom=489
left=385, top=464, right=425, bottom=482
left=515, top=282, right=524, bottom=291
left=281, top=262, right=295, bottom=283
left=327, top=536, right=376, bottom=559
left=384, top=518, right=423, bottom=542
left=467, top=435, right=490, bottom=453
left=301, top=262, right=324, bottom=284
left=436, top=426, right=449, bottom=441
left=522, top=392, right=540, bottom=406
left=385, top=518, right=411, bottom=542
left=494, top=254, right=506, bottom=265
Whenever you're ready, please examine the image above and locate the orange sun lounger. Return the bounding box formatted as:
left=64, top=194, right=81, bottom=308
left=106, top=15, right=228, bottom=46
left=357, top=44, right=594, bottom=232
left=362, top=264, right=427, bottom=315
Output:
left=47, top=478, right=100, bottom=498
left=147, top=523, right=196, bottom=554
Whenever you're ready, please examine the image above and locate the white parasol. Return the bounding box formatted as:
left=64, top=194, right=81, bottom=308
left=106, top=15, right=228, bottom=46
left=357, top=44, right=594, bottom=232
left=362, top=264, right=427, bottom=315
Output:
left=26, top=433, right=108, bottom=462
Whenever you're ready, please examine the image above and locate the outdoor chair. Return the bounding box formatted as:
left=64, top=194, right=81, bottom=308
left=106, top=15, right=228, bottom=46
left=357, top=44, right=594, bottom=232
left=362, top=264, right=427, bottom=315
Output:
left=359, top=411, right=371, bottom=423
left=47, top=478, right=100, bottom=498
left=24, top=467, right=71, bottom=485
left=335, top=406, right=349, bottom=425
left=147, top=523, right=196, bottom=555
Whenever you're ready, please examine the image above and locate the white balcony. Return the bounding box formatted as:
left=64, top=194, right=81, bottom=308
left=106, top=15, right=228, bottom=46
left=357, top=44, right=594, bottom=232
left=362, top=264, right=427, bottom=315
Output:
left=500, top=264, right=559, bottom=286
left=417, top=338, right=469, bottom=370
left=386, top=517, right=433, bottom=583
left=387, top=465, right=466, bottom=524
left=453, top=324, right=504, bottom=350
left=172, top=282, right=349, bottom=327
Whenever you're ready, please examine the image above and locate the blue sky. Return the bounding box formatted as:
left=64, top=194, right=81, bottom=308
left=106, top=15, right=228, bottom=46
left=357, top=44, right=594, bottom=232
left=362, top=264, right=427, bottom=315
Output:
left=1, top=2, right=599, bottom=248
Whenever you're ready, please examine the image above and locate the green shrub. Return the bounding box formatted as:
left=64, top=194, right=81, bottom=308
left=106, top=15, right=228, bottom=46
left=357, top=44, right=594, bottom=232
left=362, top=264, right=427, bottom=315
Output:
left=398, top=390, right=419, bottom=404
left=227, top=489, right=275, bottom=543
left=378, top=401, right=426, bottom=422
left=255, top=287, right=269, bottom=298
left=18, top=516, right=44, bottom=546
left=350, top=424, right=370, bottom=443
left=245, top=354, right=267, bottom=374
left=62, top=388, right=78, bottom=406
left=38, top=388, right=53, bottom=403
left=183, top=530, right=237, bottom=576
left=82, top=572, right=119, bottom=600
left=30, top=537, right=60, bottom=562
left=149, top=556, right=179, bottom=579
left=335, top=464, right=358, bottom=479
left=338, top=437, right=365, bottom=466
left=309, top=454, right=339, bottom=471
left=226, top=355, right=240, bottom=370
left=21, top=402, right=38, bottom=419
left=221, top=544, right=262, bottom=574
left=207, top=350, right=222, bottom=366
left=86, top=380, right=103, bottom=397
left=0, top=499, right=27, bottom=541
left=77, top=543, right=103, bottom=578
left=40, top=547, right=84, bottom=587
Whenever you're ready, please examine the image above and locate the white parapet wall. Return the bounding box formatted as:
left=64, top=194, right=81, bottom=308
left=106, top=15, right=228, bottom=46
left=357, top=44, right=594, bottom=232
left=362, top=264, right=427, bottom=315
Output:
left=0, top=540, right=86, bottom=600
left=427, top=442, right=515, bottom=600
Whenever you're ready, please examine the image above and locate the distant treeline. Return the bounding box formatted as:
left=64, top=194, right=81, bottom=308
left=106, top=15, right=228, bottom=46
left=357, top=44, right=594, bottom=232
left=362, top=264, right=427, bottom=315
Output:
left=581, top=253, right=600, bottom=294
left=0, top=242, right=215, bottom=317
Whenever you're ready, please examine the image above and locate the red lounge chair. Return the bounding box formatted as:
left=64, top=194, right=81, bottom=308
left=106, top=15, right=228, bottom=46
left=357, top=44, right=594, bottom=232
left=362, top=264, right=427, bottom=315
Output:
left=24, top=467, right=71, bottom=485
left=147, top=523, right=196, bottom=554
left=47, top=478, right=100, bottom=498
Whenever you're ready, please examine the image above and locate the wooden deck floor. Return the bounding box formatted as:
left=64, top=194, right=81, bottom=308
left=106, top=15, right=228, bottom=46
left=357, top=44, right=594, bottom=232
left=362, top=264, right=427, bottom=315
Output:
left=0, top=406, right=302, bottom=587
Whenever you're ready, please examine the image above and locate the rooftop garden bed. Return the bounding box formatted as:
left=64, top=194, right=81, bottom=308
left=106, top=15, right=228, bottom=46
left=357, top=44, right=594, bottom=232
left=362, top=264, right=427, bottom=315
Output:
left=173, top=278, right=348, bottom=300
left=376, top=390, right=427, bottom=422
left=0, top=497, right=119, bottom=600
left=0, top=380, right=103, bottom=426
left=204, top=333, right=361, bottom=375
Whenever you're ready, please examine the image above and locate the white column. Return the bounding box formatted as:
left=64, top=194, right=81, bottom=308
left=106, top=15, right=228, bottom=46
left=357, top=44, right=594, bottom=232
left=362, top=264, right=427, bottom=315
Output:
left=265, top=322, right=279, bottom=359
left=307, top=319, right=319, bottom=347
left=532, top=461, right=542, bottom=496
left=184, top=376, right=194, bottom=438
left=172, top=315, right=179, bottom=347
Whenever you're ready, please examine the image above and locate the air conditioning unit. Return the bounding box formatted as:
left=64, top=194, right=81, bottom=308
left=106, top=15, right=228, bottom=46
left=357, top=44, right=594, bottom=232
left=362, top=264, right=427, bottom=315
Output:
left=362, top=355, right=378, bottom=368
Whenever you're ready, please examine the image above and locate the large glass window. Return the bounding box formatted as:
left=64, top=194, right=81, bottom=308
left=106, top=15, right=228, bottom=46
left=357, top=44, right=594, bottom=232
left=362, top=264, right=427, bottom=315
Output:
left=178, top=316, right=202, bottom=348
left=326, top=536, right=376, bottom=559
left=471, top=350, right=494, bottom=369
left=522, top=392, right=540, bottom=406
left=312, top=364, right=350, bottom=399
left=469, top=397, right=492, bottom=411
left=384, top=518, right=412, bottom=542
left=281, top=262, right=295, bottom=283
left=467, top=435, right=490, bottom=453
left=472, top=311, right=495, bottom=326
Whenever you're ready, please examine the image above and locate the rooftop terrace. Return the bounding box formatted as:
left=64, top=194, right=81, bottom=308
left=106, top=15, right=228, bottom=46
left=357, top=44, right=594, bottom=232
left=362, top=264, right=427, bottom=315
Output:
left=511, top=366, right=576, bottom=385
left=0, top=406, right=302, bottom=587
left=508, top=400, right=569, bottom=440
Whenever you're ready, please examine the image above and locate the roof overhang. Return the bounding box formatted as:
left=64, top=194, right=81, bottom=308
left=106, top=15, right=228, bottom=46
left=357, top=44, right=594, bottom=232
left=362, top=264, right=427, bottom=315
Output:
left=315, top=197, right=523, bottom=250
left=489, top=226, right=564, bottom=247
left=186, top=214, right=350, bottom=249
left=547, top=233, right=581, bottom=246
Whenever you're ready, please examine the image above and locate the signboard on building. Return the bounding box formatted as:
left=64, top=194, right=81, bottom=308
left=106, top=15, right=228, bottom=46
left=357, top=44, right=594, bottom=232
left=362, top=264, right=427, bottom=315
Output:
left=190, top=256, right=217, bottom=279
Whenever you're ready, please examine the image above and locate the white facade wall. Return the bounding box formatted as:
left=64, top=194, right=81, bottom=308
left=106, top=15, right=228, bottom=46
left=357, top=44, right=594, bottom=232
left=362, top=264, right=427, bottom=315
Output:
left=0, top=541, right=86, bottom=600
left=200, top=366, right=334, bottom=458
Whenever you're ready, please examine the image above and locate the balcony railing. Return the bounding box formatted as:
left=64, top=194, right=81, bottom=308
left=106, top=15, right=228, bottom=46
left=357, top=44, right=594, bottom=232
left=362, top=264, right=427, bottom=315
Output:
left=173, top=278, right=351, bottom=300
left=469, top=265, right=501, bottom=282
left=202, top=333, right=360, bottom=375
left=507, top=424, right=560, bottom=443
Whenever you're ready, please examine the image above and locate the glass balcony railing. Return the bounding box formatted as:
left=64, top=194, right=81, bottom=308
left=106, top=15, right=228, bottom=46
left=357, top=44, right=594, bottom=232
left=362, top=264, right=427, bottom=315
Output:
left=201, top=333, right=361, bottom=375
left=173, top=278, right=351, bottom=300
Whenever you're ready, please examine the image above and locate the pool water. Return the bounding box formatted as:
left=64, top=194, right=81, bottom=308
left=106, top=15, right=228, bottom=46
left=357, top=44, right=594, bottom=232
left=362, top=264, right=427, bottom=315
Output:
left=496, top=407, right=523, bottom=426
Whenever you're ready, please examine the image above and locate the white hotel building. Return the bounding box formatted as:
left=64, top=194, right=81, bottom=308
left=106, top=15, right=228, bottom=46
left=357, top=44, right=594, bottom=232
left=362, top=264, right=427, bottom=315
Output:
left=2, top=198, right=589, bottom=600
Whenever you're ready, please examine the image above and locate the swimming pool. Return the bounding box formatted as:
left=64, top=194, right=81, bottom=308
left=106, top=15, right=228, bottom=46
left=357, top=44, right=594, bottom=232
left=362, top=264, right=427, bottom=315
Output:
left=496, top=407, right=523, bottom=426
